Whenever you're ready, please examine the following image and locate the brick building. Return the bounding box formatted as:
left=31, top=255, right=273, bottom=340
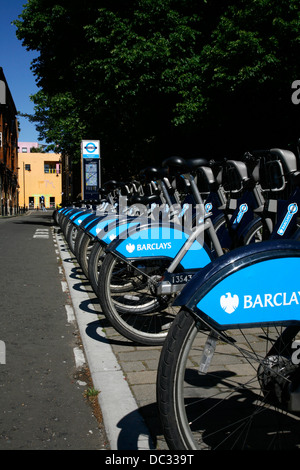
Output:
left=0, top=68, right=19, bottom=215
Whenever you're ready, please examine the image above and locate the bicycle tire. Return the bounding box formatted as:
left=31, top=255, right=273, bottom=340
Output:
left=61, top=217, right=71, bottom=237
left=241, top=218, right=265, bottom=245
left=76, top=232, right=95, bottom=278
left=65, top=222, right=78, bottom=254
left=157, top=308, right=300, bottom=450
left=74, top=229, right=86, bottom=263
left=88, top=241, right=105, bottom=296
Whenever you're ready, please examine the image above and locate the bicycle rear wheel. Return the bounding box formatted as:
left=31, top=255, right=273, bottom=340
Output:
left=157, top=308, right=300, bottom=450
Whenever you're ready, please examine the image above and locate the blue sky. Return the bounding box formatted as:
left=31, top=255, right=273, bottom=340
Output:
left=0, top=1, right=42, bottom=143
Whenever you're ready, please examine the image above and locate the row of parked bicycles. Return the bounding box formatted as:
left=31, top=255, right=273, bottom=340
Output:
left=54, top=148, right=300, bottom=450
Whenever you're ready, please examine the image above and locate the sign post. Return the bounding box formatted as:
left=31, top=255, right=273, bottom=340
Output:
left=81, top=140, right=101, bottom=201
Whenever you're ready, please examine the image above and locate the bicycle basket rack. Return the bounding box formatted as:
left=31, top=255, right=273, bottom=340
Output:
left=258, top=148, right=298, bottom=199
left=222, top=160, right=249, bottom=195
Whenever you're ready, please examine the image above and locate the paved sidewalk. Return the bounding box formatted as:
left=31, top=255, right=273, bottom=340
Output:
left=55, top=228, right=168, bottom=450
left=103, top=317, right=167, bottom=450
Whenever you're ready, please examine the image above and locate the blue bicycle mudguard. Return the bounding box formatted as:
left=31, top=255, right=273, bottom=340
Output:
left=77, top=211, right=119, bottom=231
left=174, top=239, right=300, bottom=330
left=67, top=209, right=88, bottom=221
left=71, top=210, right=94, bottom=226
left=79, top=209, right=126, bottom=233
left=85, top=215, right=134, bottom=239
left=73, top=212, right=101, bottom=229
left=58, top=207, right=70, bottom=215
left=94, top=217, right=141, bottom=244
left=63, top=208, right=81, bottom=218
left=59, top=206, right=74, bottom=213
left=106, top=221, right=213, bottom=270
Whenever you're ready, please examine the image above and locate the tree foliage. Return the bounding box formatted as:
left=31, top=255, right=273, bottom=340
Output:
left=14, top=0, right=300, bottom=180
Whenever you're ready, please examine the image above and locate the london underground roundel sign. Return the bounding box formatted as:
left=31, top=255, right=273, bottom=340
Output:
left=82, top=140, right=100, bottom=159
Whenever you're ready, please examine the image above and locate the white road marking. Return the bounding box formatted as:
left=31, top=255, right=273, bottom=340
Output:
left=33, top=229, right=49, bottom=239
left=65, top=304, right=75, bottom=323
left=61, top=281, right=68, bottom=292
left=73, top=347, right=86, bottom=368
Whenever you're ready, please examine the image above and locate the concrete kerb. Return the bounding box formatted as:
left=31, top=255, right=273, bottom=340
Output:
left=54, top=229, right=154, bottom=450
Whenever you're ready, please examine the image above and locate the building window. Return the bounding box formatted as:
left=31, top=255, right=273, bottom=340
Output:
left=44, top=162, right=60, bottom=174
left=22, top=147, right=27, bottom=153
left=25, top=164, right=31, bottom=171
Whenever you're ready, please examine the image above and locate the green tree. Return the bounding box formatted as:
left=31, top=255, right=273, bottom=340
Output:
left=14, top=0, right=300, bottom=185
left=186, top=0, right=300, bottom=153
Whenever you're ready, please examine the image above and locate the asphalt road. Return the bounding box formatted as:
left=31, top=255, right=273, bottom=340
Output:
left=0, top=211, right=109, bottom=450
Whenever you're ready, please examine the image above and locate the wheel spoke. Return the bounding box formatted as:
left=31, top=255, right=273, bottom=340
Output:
left=157, top=310, right=300, bottom=450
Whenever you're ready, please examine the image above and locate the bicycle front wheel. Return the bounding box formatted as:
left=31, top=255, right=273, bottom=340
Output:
left=77, top=232, right=95, bottom=278
left=98, top=253, right=179, bottom=345
left=242, top=219, right=266, bottom=245
left=88, top=241, right=105, bottom=296
left=157, top=308, right=300, bottom=450
left=66, top=223, right=77, bottom=254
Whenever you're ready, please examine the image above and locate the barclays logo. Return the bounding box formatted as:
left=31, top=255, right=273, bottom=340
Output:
left=220, top=292, right=239, bottom=314
left=137, top=242, right=172, bottom=251
left=244, top=290, right=300, bottom=308
left=125, top=242, right=172, bottom=253
left=205, top=203, right=213, bottom=213
left=126, top=243, right=135, bottom=253
left=233, top=203, right=248, bottom=225
left=220, top=289, right=300, bottom=314
left=277, top=203, right=298, bottom=236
